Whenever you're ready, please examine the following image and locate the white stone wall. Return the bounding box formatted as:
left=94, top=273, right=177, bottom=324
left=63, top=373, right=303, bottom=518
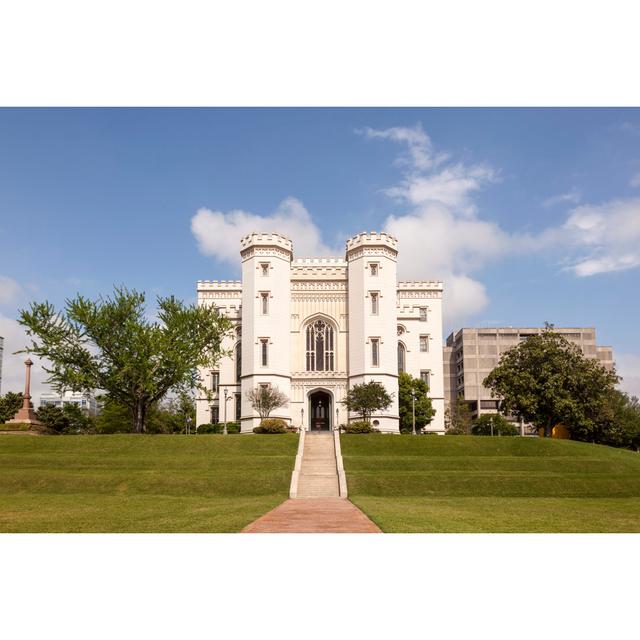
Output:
left=397, top=282, right=445, bottom=433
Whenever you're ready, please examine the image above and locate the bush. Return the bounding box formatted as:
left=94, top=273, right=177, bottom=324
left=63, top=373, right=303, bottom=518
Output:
left=343, top=421, right=379, bottom=434
left=253, top=418, right=288, bottom=434
left=196, top=422, right=241, bottom=434
left=471, top=414, right=519, bottom=436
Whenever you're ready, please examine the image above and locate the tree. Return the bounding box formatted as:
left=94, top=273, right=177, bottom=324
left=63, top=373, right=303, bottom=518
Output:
left=36, top=403, right=93, bottom=434
left=246, top=386, right=288, bottom=420
left=398, top=372, right=435, bottom=432
left=483, top=326, right=619, bottom=438
left=471, top=413, right=519, bottom=436
left=445, top=397, right=473, bottom=435
left=18, top=287, right=232, bottom=433
left=0, top=392, right=24, bottom=423
left=592, top=390, right=640, bottom=450
left=341, top=381, right=392, bottom=423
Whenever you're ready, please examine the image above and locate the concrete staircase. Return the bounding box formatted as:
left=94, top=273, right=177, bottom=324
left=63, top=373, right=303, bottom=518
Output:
left=296, top=433, right=340, bottom=498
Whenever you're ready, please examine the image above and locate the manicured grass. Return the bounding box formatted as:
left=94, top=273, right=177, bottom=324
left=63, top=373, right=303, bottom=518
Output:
left=0, top=434, right=298, bottom=532
left=341, top=435, right=640, bottom=532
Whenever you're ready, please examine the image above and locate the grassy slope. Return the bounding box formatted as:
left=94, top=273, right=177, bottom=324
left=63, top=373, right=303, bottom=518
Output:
left=341, top=435, right=640, bottom=532
left=0, top=435, right=298, bottom=533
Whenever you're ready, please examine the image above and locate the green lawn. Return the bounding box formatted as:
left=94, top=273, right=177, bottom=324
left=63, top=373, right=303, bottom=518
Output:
left=0, top=434, right=298, bottom=532
left=341, top=435, right=640, bottom=532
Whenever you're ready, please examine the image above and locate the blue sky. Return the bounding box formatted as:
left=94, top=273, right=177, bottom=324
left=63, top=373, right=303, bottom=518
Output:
left=1, top=108, right=639, bottom=396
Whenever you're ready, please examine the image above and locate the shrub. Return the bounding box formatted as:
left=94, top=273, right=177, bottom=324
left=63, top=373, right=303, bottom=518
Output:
left=253, top=418, right=288, bottom=434
left=226, top=421, right=241, bottom=434
left=196, top=423, right=222, bottom=434
left=343, top=421, right=379, bottom=434
left=471, top=414, right=519, bottom=436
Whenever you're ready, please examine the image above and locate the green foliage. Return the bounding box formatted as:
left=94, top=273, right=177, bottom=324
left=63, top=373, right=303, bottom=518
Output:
left=398, top=372, right=435, bottom=433
left=592, top=391, right=640, bottom=450
left=94, top=397, right=133, bottom=433
left=483, top=326, right=619, bottom=439
left=471, top=414, right=519, bottom=436
left=0, top=392, right=25, bottom=423
left=340, top=381, right=393, bottom=422
left=36, top=403, right=93, bottom=434
left=196, top=421, right=240, bottom=434
left=445, top=397, right=473, bottom=435
left=343, top=421, right=379, bottom=434
left=18, top=287, right=232, bottom=433
left=254, top=418, right=288, bottom=434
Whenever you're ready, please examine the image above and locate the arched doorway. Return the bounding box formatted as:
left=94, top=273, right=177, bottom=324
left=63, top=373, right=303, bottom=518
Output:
left=309, top=390, right=332, bottom=431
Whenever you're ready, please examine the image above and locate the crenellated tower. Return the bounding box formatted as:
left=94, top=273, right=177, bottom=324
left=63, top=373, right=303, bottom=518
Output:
left=346, top=232, right=400, bottom=430
left=240, top=232, right=293, bottom=431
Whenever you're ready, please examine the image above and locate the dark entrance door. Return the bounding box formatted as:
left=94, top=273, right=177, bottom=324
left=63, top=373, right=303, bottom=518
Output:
left=309, top=390, right=331, bottom=431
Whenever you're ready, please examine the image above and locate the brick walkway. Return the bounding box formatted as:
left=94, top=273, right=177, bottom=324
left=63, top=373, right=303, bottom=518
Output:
left=242, top=498, right=382, bottom=533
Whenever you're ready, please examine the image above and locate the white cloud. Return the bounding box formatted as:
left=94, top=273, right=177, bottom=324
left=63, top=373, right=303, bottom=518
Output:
left=542, top=187, right=582, bottom=208
left=362, top=124, right=509, bottom=325
left=616, top=353, right=640, bottom=399
left=630, top=173, right=640, bottom=188
left=191, top=197, right=334, bottom=265
left=561, top=198, right=640, bottom=276
left=0, top=275, right=22, bottom=306
left=0, top=313, right=49, bottom=400
left=358, top=123, right=449, bottom=171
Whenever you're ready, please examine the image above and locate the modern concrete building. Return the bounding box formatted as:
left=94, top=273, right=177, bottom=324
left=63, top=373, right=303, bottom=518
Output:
left=196, top=231, right=445, bottom=433
left=39, top=390, right=100, bottom=416
left=444, top=327, right=614, bottom=420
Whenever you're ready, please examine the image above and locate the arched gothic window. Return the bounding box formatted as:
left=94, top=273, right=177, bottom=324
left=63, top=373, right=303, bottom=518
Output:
left=306, top=319, right=335, bottom=371
left=398, top=342, right=406, bottom=373
left=235, top=342, right=242, bottom=382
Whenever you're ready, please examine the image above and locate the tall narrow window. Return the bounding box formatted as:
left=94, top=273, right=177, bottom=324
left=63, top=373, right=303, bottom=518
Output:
left=235, top=393, right=241, bottom=421
left=235, top=342, right=242, bottom=382
left=260, top=263, right=270, bottom=276
left=419, top=307, right=428, bottom=322
left=260, top=292, right=269, bottom=315
left=305, top=320, right=335, bottom=371
left=420, top=335, right=429, bottom=352
left=211, top=406, right=219, bottom=424
left=260, top=338, right=269, bottom=367
left=211, top=371, right=219, bottom=393
left=370, top=263, right=379, bottom=276
left=397, top=342, right=406, bottom=373
left=420, top=370, right=431, bottom=387
left=371, top=292, right=379, bottom=315
left=371, top=338, right=380, bottom=367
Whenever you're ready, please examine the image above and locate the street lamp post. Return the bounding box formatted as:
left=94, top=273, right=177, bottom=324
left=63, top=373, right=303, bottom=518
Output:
left=186, top=415, right=192, bottom=435
left=411, top=389, right=417, bottom=435
left=336, top=407, right=339, bottom=432
left=301, top=407, right=304, bottom=432
left=223, top=388, right=229, bottom=435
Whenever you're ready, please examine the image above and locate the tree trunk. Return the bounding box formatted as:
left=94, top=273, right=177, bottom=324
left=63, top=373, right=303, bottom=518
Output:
left=544, top=422, right=553, bottom=438
left=132, top=400, right=147, bottom=433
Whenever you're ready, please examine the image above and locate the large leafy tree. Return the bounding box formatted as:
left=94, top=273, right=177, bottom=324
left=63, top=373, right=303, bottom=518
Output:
left=592, top=390, right=640, bottom=450
left=341, top=381, right=393, bottom=423
left=471, top=413, right=519, bottom=436
left=18, top=287, right=232, bottom=433
left=483, top=326, right=619, bottom=438
left=398, top=372, right=435, bottom=432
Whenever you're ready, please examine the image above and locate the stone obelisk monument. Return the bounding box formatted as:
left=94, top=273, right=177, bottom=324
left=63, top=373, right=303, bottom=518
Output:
left=7, top=358, right=43, bottom=429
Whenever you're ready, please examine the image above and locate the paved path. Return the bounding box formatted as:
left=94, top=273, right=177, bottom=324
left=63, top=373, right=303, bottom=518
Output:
left=242, top=498, right=382, bottom=533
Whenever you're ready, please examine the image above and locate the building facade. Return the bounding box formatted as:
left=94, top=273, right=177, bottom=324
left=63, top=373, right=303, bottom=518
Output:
left=196, top=232, right=445, bottom=433
left=444, top=327, right=614, bottom=420
left=39, top=390, right=100, bottom=416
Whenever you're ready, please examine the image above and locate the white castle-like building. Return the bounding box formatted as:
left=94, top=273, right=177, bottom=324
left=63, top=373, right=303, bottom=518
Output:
left=195, top=232, right=445, bottom=433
